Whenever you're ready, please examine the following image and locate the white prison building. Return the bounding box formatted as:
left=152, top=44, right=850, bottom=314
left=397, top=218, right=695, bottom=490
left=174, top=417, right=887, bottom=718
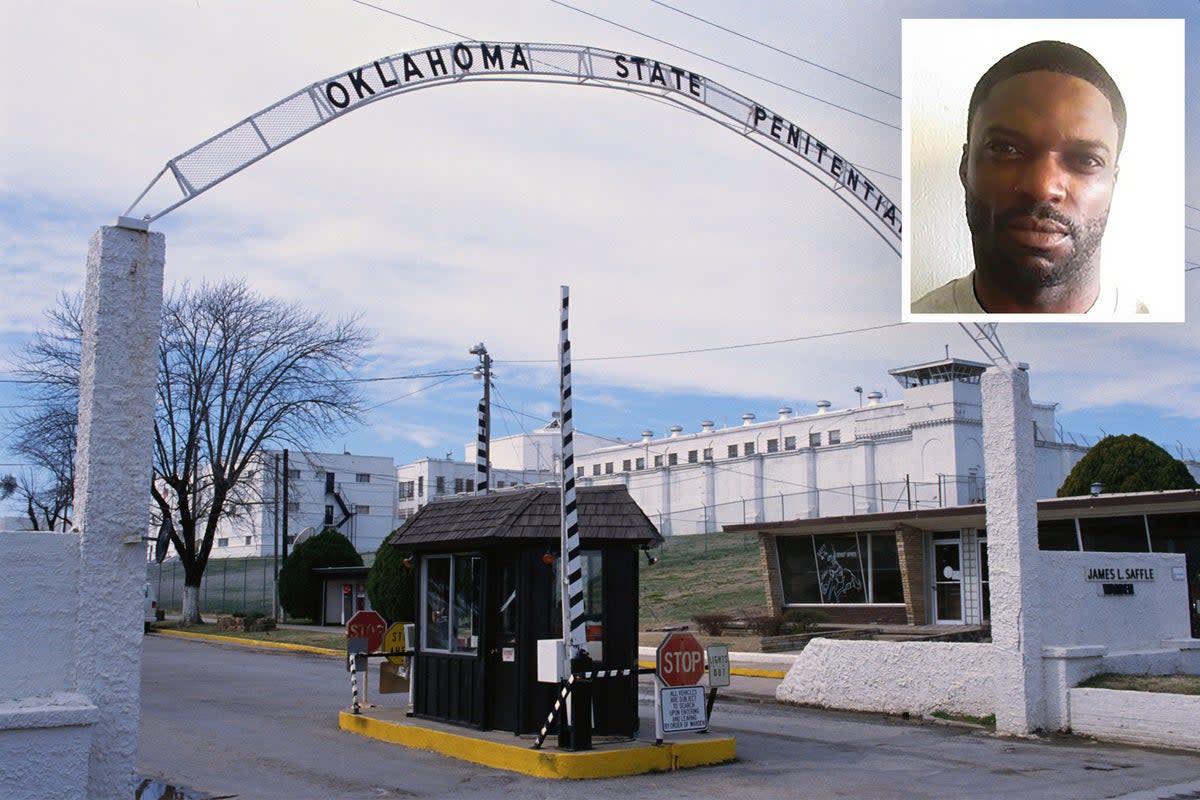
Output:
left=466, top=358, right=1090, bottom=536
left=211, top=449, right=398, bottom=556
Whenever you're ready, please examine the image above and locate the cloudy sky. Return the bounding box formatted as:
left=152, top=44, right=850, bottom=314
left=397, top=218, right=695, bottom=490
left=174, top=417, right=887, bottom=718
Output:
left=1, top=0, right=1197, bottom=514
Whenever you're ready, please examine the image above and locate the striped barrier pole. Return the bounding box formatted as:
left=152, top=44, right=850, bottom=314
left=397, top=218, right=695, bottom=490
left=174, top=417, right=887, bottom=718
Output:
left=349, top=653, right=360, bottom=715
left=558, top=285, right=584, bottom=656
left=475, top=397, right=489, bottom=494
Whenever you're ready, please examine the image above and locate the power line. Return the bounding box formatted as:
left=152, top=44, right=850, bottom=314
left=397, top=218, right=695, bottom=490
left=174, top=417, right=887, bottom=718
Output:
left=348, top=0, right=468, bottom=38
left=547, top=0, right=900, bottom=131
left=343, top=0, right=899, bottom=181
left=364, top=374, right=463, bottom=412
left=346, top=369, right=474, bottom=384
left=647, top=0, right=900, bottom=100
left=501, top=321, right=908, bottom=364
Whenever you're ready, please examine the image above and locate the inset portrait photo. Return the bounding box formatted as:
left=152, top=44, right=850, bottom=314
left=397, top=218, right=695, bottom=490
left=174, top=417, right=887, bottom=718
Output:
left=902, top=19, right=1184, bottom=321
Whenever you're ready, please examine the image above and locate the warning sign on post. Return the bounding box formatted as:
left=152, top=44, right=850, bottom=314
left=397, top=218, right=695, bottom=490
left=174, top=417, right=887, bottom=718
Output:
left=660, top=685, right=707, bottom=733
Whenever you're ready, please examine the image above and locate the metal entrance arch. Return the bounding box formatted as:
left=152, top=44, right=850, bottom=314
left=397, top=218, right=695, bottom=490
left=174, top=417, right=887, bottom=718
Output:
left=119, top=40, right=901, bottom=255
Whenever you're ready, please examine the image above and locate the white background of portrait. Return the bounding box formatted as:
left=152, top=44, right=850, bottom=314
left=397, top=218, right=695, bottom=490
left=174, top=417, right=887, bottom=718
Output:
left=902, top=18, right=1184, bottom=321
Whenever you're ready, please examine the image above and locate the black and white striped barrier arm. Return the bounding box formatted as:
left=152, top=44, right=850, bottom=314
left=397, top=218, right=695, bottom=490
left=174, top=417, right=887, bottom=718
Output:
left=349, top=654, right=360, bottom=715
left=533, top=675, right=576, bottom=750
left=575, top=668, right=636, bottom=679
left=531, top=667, right=642, bottom=749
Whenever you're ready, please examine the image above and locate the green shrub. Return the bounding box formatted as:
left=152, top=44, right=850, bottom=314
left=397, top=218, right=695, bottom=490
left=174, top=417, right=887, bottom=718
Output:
left=1058, top=433, right=1197, bottom=496
left=278, top=528, right=363, bottom=620
left=366, top=529, right=415, bottom=625
left=782, top=608, right=829, bottom=631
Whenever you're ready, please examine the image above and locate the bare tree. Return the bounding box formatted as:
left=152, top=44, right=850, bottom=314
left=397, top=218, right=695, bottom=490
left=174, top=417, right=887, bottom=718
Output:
left=11, top=280, right=370, bottom=623
left=8, top=404, right=76, bottom=530
left=6, top=294, right=81, bottom=530
left=153, top=281, right=369, bottom=622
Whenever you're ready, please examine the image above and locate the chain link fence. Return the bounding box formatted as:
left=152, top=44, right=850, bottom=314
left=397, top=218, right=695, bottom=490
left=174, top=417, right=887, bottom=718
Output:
left=147, top=556, right=278, bottom=616
left=655, top=474, right=984, bottom=536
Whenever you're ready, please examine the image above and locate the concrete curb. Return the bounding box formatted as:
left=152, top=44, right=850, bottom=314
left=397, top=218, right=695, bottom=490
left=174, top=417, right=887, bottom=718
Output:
left=339, top=710, right=736, bottom=779
left=637, top=647, right=797, bottom=679
left=151, top=628, right=343, bottom=658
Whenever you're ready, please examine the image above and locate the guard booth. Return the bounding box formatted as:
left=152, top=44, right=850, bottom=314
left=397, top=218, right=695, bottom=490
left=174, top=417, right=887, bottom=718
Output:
left=390, top=484, right=662, bottom=735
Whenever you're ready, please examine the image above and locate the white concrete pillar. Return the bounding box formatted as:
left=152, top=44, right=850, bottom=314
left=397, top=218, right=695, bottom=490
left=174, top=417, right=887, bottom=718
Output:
left=982, top=364, right=1044, bottom=734
left=750, top=455, right=764, bottom=523
left=859, top=439, right=877, bottom=513
left=73, top=226, right=165, bottom=797
left=805, top=448, right=819, bottom=518
left=702, top=461, right=716, bottom=531
left=659, top=465, right=672, bottom=536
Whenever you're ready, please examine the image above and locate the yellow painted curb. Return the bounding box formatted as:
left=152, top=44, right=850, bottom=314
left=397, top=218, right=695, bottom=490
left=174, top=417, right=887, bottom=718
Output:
left=153, top=628, right=343, bottom=657
left=339, top=711, right=736, bottom=779
left=636, top=659, right=787, bottom=680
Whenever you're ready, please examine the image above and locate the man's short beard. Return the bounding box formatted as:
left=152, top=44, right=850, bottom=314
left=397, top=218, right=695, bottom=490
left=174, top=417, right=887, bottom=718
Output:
left=965, top=190, right=1109, bottom=292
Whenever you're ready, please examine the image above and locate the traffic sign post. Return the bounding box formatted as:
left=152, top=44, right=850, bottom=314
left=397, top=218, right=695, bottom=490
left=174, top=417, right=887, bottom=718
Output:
left=346, top=610, right=387, bottom=709
left=654, top=632, right=708, bottom=743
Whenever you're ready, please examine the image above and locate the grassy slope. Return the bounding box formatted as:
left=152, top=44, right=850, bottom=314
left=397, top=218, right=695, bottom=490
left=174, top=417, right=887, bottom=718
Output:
left=639, top=531, right=766, bottom=627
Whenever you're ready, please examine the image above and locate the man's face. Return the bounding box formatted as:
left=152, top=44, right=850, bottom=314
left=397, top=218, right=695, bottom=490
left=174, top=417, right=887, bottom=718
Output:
left=960, top=70, right=1119, bottom=295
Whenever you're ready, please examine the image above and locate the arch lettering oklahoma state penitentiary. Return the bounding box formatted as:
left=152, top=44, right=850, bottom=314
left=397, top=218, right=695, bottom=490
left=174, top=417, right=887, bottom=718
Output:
left=118, top=40, right=900, bottom=253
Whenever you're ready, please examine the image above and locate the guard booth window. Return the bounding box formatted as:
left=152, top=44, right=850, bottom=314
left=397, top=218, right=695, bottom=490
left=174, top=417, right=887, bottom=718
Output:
left=551, top=549, right=604, bottom=644
left=422, top=555, right=481, bottom=654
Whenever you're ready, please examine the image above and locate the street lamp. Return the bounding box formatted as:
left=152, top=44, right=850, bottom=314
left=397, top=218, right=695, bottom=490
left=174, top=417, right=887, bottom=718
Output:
left=470, top=342, right=492, bottom=494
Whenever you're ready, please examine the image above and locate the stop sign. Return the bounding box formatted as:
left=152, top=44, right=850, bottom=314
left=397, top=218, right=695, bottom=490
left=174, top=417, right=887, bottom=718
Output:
left=346, top=610, right=387, bottom=652
left=656, top=631, right=705, bottom=687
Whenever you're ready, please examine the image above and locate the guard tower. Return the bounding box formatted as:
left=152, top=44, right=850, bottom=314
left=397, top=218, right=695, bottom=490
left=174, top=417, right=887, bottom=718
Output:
left=391, top=484, right=662, bottom=735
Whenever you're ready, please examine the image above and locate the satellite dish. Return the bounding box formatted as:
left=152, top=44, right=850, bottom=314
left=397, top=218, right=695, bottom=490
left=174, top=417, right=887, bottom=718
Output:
left=293, top=526, right=316, bottom=546
left=155, top=517, right=173, bottom=564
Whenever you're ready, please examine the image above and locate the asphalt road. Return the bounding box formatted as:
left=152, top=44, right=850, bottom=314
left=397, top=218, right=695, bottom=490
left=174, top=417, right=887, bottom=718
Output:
left=139, top=635, right=1200, bottom=800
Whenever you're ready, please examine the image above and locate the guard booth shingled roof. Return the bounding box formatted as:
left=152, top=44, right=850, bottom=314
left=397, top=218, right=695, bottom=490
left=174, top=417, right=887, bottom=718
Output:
left=389, top=485, right=662, bottom=550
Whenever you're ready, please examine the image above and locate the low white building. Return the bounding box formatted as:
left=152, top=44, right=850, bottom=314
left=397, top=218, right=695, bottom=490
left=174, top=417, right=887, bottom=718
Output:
left=569, top=358, right=1087, bottom=535
left=395, top=457, right=556, bottom=522
left=395, top=417, right=608, bottom=521
left=212, top=449, right=398, bottom=556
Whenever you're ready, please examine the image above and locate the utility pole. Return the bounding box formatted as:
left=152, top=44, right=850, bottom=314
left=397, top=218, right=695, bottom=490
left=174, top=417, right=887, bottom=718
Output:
left=273, top=452, right=280, bottom=619
left=471, top=342, right=492, bottom=494
left=282, top=448, right=290, bottom=562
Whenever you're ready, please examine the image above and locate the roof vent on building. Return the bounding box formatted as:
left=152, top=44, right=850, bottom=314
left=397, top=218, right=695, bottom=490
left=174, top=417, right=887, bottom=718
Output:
left=669, top=425, right=683, bottom=437
left=867, top=391, right=883, bottom=405
left=777, top=407, right=792, bottom=420
left=700, top=420, right=714, bottom=433
left=641, top=430, right=654, bottom=443
left=741, top=413, right=756, bottom=426
left=816, top=400, right=831, bottom=414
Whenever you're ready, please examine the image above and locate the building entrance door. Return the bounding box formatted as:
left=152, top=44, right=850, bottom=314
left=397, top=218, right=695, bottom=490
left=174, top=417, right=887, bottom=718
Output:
left=486, top=554, right=520, bottom=731
left=933, top=539, right=963, bottom=623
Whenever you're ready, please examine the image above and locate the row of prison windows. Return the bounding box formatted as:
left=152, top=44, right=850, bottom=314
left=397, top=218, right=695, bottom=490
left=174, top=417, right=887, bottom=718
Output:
left=576, top=430, right=842, bottom=478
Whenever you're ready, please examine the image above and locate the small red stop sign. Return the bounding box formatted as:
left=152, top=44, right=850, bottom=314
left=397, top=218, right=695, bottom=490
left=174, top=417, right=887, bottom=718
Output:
left=346, top=610, right=387, bottom=652
left=656, top=631, right=705, bottom=687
